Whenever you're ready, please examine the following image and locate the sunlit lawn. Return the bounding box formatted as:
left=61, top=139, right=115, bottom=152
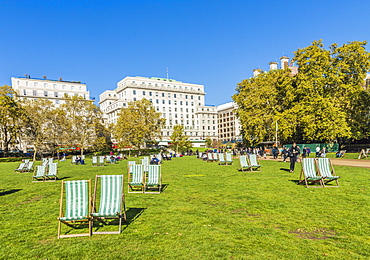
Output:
left=1, top=155, right=369, bottom=259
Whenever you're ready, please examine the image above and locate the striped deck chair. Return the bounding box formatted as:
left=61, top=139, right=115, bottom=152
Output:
left=226, top=152, right=233, bottom=165
left=207, top=153, right=213, bottom=162
left=14, top=163, right=26, bottom=173
left=57, top=180, right=92, bottom=238
left=48, top=158, right=54, bottom=164
left=213, top=153, right=219, bottom=162
left=98, top=156, right=105, bottom=166
left=41, top=158, right=49, bottom=167
left=218, top=153, right=226, bottom=165
left=128, top=161, right=136, bottom=175
left=91, top=175, right=126, bottom=235
left=141, top=157, right=149, bottom=172
left=249, top=154, right=261, bottom=171
left=32, top=166, right=46, bottom=182
left=92, top=156, right=98, bottom=167
left=128, top=164, right=144, bottom=193
left=145, top=165, right=162, bottom=194
left=45, top=162, right=58, bottom=181
left=317, top=158, right=340, bottom=187
left=23, top=161, right=34, bottom=172
left=71, top=156, right=77, bottom=165
left=239, top=155, right=252, bottom=171
left=299, top=158, right=323, bottom=188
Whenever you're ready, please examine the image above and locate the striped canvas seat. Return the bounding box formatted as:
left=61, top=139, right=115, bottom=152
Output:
left=23, top=161, right=34, bottom=172
left=226, top=152, right=233, bottom=165
left=128, top=164, right=144, bottom=193
left=317, top=158, right=340, bottom=187
left=98, top=156, right=105, bottom=166
left=58, top=180, right=92, bottom=238
left=239, top=155, right=252, bottom=171
left=218, top=153, right=226, bottom=165
left=145, top=165, right=162, bottom=194
left=33, top=165, right=46, bottom=182
left=299, top=158, right=323, bottom=188
left=14, top=163, right=26, bottom=173
left=91, top=175, right=126, bottom=235
left=248, top=154, right=261, bottom=171
left=92, top=156, right=98, bottom=166
left=45, top=162, right=58, bottom=181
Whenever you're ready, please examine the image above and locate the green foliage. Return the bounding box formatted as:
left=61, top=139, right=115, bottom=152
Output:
left=234, top=40, right=370, bottom=144
left=170, top=125, right=192, bottom=152
left=113, top=99, right=165, bottom=150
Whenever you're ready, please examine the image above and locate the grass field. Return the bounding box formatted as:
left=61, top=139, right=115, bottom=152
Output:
left=1, top=156, right=370, bottom=259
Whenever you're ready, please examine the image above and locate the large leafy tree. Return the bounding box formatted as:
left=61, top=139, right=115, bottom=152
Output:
left=113, top=99, right=165, bottom=150
left=61, top=95, right=103, bottom=155
left=234, top=40, right=370, bottom=144
left=170, top=125, right=192, bottom=153
left=0, top=85, right=25, bottom=156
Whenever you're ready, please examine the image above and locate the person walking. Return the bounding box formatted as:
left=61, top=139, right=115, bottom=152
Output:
left=288, top=143, right=300, bottom=173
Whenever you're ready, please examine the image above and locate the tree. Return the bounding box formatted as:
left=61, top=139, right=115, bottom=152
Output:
left=113, top=99, right=165, bottom=151
left=170, top=125, right=192, bottom=153
left=233, top=40, right=370, bottom=144
left=205, top=138, right=213, bottom=148
left=61, top=94, right=102, bottom=155
left=0, top=85, right=24, bottom=156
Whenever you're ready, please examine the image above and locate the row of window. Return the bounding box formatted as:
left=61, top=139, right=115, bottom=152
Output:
left=19, top=81, right=85, bottom=91
left=23, top=90, right=86, bottom=99
left=127, top=81, right=202, bottom=92
left=133, top=90, right=201, bottom=100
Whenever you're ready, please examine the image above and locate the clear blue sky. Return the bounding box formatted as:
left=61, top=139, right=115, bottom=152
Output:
left=1, top=0, right=369, bottom=106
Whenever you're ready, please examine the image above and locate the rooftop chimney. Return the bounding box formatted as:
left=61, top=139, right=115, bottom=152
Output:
left=253, top=69, right=262, bottom=77
left=269, top=62, right=278, bottom=71
left=280, top=56, right=289, bottom=69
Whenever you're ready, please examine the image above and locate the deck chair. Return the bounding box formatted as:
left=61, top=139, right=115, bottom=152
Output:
left=92, top=156, right=98, bottom=167
left=239, top=155, right=252, bottom=171
left=71, top=156, right=77, bottom=165
left=91, top=175, right=126, bottom=235
left=41, top=158, right=48, bottom=167
left=128, top=161, right=136, bottom=175
left=48, top=158, right=54, bottom=164
left=226, top=152, right=233, bottom=165
left=299, top=158, right=323, bottom=188
left=23, top=161, right=34, bottom=172
left=14, top=163, right=26, bottom=173
left=249, top=154, right=261, bottom=171
left=317, top=158, right=340, bottom=187
left=213, top=153, right=219, bottom=162
left=128, top=164, right=144, bottom=193
left=45, top=162, right=58, bottom=181
left=145, top=165, right=162, bottom=194
left=207, top=153, right=213, bottom=162
left=57, top=180, right=92, bottom=238
left=141, top=157, right=149, bottom=172
left=98, top=156, right=105, bottom=166
left=32, top=165, right=46, bottom=182
left=218, top=153, right=226, bottom=165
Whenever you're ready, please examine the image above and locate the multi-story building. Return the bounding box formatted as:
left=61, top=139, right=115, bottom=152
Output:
left=99, top=76, right=218, bottom=145
left=11, top=76, right=91, bottom=106
left=217, top=102, right=242, bottom=143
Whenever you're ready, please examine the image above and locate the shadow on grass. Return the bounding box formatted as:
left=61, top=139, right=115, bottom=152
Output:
left=125, top=207, right=146, bottom=225
left=0, top=189, right=22, bottom=196
left=161, top=184, right=169, bottom=192
left=280, top=168, right=291, bottom=172
left=58, top=177, right=72, bottom=180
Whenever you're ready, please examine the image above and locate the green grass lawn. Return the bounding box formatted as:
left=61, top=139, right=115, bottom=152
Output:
left=1, top=156, right=370, bottom=259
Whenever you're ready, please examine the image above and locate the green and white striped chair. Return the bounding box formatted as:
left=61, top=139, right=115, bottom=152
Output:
left=226, top=152, right=233, bottom=165
left=248, top=154, right=261, bottom=171
left=207, top=153, right=213, bottom=162
left=145, top=165, right=162, bottom=194
left=92, top=156, right=98, bottom=167
left=23, top=161, right=34, bottom=172
left=141, top=157, right=149, bottom=172
left=45, top=162, right=58, bottom=181
left=91, top=175, right=126, bottom=234
left=32, top=165, right=46, bottom=182
left=98, top=156, right=105, bottom=166
left=128, top=164, right=144, bottom=193
left=299, top=158, right=323, bottom=188
left=317, top=158, right=340, bottom=187
left=57, top=180, right=92, bottom=238
left=239, top=155, right=252, bottom=171
left=218, top=153, right=226, bottom=165
left=128, top=161, right=136, bottom=175
left=14, top=163, right=26, bottom=173
left=71, top=156, right=77, bottom=165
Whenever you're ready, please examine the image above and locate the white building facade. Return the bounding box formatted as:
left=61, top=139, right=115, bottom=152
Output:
left=11, top=76, right=91, bottom=106
left=99, top=76, right=218, bottom=144
left=217, top=102, right=242, bottom=143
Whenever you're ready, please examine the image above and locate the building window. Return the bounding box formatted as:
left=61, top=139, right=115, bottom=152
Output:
left=174, top=94, right=177, bottom=98
left=55, top=100, right=60, bottom=104
left=34, top=82, right=38, bottom=87
left=143, top=91, right=146, bottom=95
left=71, top=86, right=74, bottom=90
left=44, top=91, right=48, bottom=97
left=162, top=100, right=165, bottom=104
left=54, top=92, right=58, bottom=97
left=149, top=92, right=152, bottom=96
left=162, top=93, right=165, bottom=97
left=23, top=89, right=26, bottom=95
left=168, top=100, right=171, bottom=104
left=156, top=99, right=159, bottom=104
left=133, top=98, right=136, bottom=101
left=62, top=85, right=65, bottom=89
left=133, top=90, right=136, bottom=95
left=53, top=84, right=57, bottom=89
left=180, top=101, right=183, bottom=105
